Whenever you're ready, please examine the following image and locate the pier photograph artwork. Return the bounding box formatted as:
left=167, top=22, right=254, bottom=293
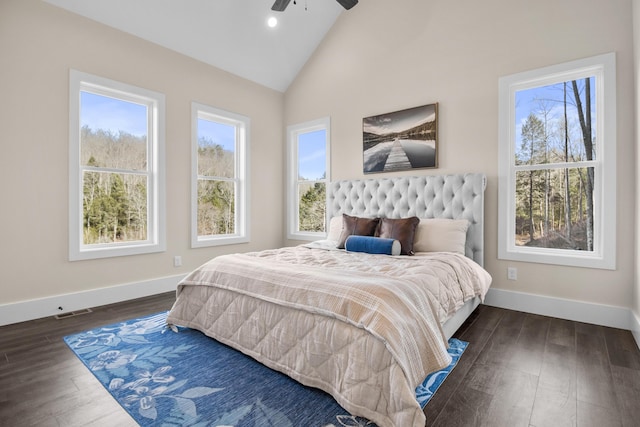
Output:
left=363, top=103, right=438, bottom=174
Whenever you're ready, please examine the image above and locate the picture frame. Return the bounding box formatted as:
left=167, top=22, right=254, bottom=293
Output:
left=363, top=103, right=438, bottom=174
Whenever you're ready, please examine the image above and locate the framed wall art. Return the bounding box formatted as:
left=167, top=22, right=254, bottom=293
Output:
left=362, top=103, right=438, bottom=174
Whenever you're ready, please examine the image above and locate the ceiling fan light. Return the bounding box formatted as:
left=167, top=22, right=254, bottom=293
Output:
left=272, top=0, right=357, bottom=11
left=267, top=16, right=278, bottom=28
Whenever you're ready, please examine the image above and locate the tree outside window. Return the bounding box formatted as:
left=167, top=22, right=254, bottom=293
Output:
left=514, top=78, right=594, bottom=252
left=297, top=129, right=327, bottom=233
left=80, top=92, right=149, bottom=245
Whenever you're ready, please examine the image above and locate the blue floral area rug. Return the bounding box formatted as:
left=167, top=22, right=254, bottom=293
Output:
left=416, top=337, right=467, bottom=408
left=64, top=312, right=467, bottom=426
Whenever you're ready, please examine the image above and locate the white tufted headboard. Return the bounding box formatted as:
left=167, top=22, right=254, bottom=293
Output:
left=327, top=173, right=487, bottom=266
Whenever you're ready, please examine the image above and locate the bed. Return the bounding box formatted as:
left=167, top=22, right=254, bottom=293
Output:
left=167, top=173, right=491, bottom=427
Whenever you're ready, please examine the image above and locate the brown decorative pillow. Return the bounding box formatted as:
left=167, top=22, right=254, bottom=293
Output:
left=337, top=214, right=380, bottom=249
left=376, top=216, right=420, bottom=255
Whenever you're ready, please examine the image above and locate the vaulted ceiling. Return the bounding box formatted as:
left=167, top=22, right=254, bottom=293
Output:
left=43, top=0, right=347, bottom=92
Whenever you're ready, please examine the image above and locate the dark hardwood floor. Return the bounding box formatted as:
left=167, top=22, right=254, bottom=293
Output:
left=428, top=305, right=640, bottom=427
left=0, top=292, right=176, bottom=427
left=1, top=293, right=639, bottom=426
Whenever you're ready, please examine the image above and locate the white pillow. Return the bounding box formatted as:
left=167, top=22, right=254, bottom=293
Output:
left=326, top=215, right=344, bottom=243
left=413, top=218, right=470, bottom=254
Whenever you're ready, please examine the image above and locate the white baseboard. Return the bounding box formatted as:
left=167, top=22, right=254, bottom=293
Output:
left=0, top=274, right=186, bottom=327
left=484, top=287, right=635, bottom=332
left=3, top=278, right=639, bottom=351
left=631, top=311, right=640, bottom=351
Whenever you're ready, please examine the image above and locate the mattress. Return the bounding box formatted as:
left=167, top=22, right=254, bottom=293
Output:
left=167, top=246, right=492, bottom=427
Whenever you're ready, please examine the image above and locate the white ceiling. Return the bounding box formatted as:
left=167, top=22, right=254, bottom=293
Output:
left=43, top=0, right=346, bottom=92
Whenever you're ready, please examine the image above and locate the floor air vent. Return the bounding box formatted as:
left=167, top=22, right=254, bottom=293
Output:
left=55, top=308, right=93, bottom=319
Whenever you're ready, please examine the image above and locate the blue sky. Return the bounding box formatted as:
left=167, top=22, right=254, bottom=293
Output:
left=516, top=83, right=574, bottom=125
left=81, top=91, right=148, bottom=137
left=298, top=129, right=326, bottom=180
left=81, top=91, right=238, bottom=153
left=514, top=77, right=595, bottom=147
left=80, top=92, right=327, bottom=179
left=197, top=118, right=236, bottom=152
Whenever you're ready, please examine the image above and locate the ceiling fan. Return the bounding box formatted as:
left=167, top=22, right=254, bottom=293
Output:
left=271, top=0, right=358, bottom=12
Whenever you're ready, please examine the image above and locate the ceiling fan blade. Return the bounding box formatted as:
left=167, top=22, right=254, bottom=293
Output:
left=271, top=0, right=292, bottom=11
left=336, top=0, right=358, bottom=10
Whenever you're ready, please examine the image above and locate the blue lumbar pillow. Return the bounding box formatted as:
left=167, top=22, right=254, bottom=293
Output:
left=344, top=235, right=402, bottom=256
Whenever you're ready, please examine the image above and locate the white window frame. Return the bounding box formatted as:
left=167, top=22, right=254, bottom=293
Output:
left=286, top=117, right=331, bottom=241
left=498, top=53, right=616, bottom=269
left=191, top=102, right=250, bottom=248
left=69, top=70, right=166, bottom=261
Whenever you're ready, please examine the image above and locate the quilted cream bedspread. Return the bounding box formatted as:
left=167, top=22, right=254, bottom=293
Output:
left=167, top=246, right=491, bottom=427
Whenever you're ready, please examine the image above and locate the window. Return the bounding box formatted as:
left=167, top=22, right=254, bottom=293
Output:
left=287, top=117, right=330, bottom=241
left=69, top=70, right=165, bottom=261
left=498, top=53, right=616, bottom=269
left=191, top=103, right=249, bottom=247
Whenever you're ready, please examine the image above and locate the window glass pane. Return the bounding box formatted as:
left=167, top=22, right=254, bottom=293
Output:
left=83, top=171, right=148, bottom=244
left=198, top=118, right=236, bottom=178
left=515, top=167, right=594, bottom=251
left=197, top=179, right=235, bottom=236
left=298, top=182, right=326, bottom=232
left=80, top=91, right=148, bottom=170
left=515, top=77, right=596, bottom=166
left=298, top=130, right=326, bottom=181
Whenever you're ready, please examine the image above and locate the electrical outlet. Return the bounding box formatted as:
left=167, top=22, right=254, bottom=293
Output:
left=174, top=256, right=182, bottom=267
left=507, top=267, right=517, bottom=280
